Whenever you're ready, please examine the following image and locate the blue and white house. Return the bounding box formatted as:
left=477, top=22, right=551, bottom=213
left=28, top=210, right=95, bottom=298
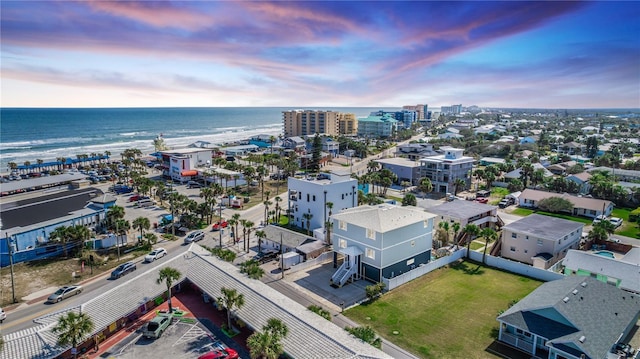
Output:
left=330, top=204, right=435, bottom=286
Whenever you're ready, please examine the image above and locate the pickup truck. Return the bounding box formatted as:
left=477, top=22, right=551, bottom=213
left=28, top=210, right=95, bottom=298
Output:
left=143, top=314, right=172, bottom=339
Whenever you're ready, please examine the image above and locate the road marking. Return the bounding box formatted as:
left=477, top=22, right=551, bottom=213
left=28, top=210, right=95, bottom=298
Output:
left=173, top=323, right=208, bottom=346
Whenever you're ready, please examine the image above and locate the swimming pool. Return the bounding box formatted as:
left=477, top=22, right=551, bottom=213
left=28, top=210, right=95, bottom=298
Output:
left=594, top=250, right=615, bottom=258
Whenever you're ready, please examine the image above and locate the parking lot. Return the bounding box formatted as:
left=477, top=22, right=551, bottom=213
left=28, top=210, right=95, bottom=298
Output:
left=104, top=320, right=223, bottom=359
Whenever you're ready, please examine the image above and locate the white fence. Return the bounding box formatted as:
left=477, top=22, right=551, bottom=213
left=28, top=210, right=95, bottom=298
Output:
left=381, top=249, right=564, bottom=291
left=468, top=251, right=564, bottom=282
left=383, top=250, right=466, bottom=290
left=287, top=251, right=333, bottom=273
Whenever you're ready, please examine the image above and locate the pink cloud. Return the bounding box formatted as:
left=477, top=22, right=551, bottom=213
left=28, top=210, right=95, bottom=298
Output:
left=87, top=1, right=215, bottom=31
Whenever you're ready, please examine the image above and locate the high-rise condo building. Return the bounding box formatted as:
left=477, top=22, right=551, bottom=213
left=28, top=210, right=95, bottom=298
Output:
left=282, top=110, right=356, bottom=137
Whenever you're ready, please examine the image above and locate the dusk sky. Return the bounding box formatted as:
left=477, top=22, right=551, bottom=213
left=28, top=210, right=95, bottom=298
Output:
left=1, top=1, right=639, bottom=109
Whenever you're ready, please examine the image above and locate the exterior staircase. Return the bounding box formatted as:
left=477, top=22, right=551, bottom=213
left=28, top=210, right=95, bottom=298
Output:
left=330, top=259, right=359, bottom=288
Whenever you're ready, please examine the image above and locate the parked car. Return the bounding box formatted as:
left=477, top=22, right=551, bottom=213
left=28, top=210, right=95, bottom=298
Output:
left=253, top=249, right=279, bottom=264
left=592, top=214, right=607, bottom=225
left=609, top=217, right=623, bottom=228
left=184, top=231, right=205, bottom=244
left=498, top=198, right=511, bottom=208
left=111, top=261, right=137, bottom=279
left=143, top=313, right=172, bottom=339
left=198, top=348, right=239, bottom=359
left=212, top=221, right=228, bottom=231
left=144, top=248, right=168, bottom=262
left=475, top=197, right=488, bottom=204
left=187, top=181, right=202, bottom=189
left=47, top=285, right=83, bottom=303
left=0, top=307, right=6, bottom=323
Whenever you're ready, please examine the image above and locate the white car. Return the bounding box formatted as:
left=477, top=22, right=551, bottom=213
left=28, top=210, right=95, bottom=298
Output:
left=609, top=217, right=623, bottom=228
left=592, top=215, right=607, bottom=225
left=0, top=307, right=6, bottom=323
left=145, top=248, right=167, bottom=262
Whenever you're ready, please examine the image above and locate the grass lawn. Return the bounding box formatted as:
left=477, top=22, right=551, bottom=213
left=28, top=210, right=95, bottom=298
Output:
left=345, top=261, right=542, bottom=359
left=469, top=241, right=485, bottom=251
left=510, top=208, right=533, bottom=216
left=612, top=208, right=639, bottom=238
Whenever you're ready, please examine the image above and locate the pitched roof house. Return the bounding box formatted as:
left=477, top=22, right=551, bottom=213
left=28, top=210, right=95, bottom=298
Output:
left=518, top=189, right=613, bottom=219
left=497, top=276, right=640, bottom=359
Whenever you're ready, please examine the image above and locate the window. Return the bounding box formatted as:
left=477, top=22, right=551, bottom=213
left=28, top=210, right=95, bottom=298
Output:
left=537, top=239, right=543, bottom=246
left=339, top=221, right=347, bottom=230
left=524, top=249, right=528, bottom=254
left=365, top=248, right=375, bottom=259
left=563, top=235, right=568, bottom=241
left=511, top=233, right=517, bottom=239
left=510, top=246, right=516, bottom=252
left=339, top=239, right=347, bottom=248
left=307, top=194, right=310, bottom=202
left=525, top=236, right=529, bottom=240
left=313, top=195, right=316, bottom=201
left=407, top=258, right=414, bottom=265
left=366, top=228, right=376, bottom=240
left=423, top=220, right=429, bottom=228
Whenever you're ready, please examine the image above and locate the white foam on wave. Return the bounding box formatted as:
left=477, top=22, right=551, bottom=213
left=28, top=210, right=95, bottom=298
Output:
left=1, top=125, right=282, bottom=169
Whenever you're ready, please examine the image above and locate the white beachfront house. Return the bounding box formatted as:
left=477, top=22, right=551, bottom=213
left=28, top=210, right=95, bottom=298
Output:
left=330, top=204, right=435, bottom=287
left=287, top=173, right=358, bottom=238
left=160, top=148, right=214, bottom=182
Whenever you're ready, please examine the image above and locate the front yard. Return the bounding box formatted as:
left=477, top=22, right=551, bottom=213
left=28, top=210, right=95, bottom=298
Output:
left=345, top=261, right=542, bottom=359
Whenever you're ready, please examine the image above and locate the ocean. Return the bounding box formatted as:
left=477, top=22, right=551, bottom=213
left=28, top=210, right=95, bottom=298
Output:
left=0, top=107, right=398, bottom=171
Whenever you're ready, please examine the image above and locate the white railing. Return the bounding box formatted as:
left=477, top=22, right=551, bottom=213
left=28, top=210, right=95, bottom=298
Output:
left=501, top=332, right=534, bottom=353
left=288, top=251, right=332, bottom=274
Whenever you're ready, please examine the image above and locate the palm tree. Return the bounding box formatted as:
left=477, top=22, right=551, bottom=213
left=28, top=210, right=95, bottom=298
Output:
left=218, top=287, right=245, bottom=331
left=453, top=178, right=466, bottom=196
left=463, top=224, right=480, bottom=258
left=452, top=222, right=461, bottom=250
left=263, top=199, right=272, bottom=225
left=255, top=230, right=266, bottom=254
left=302, top=213, right=313, bottom=235
left=480, top=227, right=497, bottom=264
left=132, top=217, right=150, bottom=244
left=247, top=318, right=288, bottom=359
left=273, top=196, right=283, bottom=223
left=50, top=225, right=70, bottom=257
left=418, top=177, right=433, bottom=199
left=244, top=220, right=255, bottom=253
left=52, top=312, right=94, bottom=359
left=438, top=221, right=450, bottom=247
left=157, top=267, right=182, bottom=313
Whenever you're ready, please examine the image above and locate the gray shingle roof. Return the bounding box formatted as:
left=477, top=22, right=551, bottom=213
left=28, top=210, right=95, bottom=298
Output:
left=331, top=204, right=435, bottom=233
left=498, top=276, right=640, bottom=359
left=502, top=214, right=583, bottom=240
left=1, top=244, right=391, bottom=359
left=426, top=200, right=496, bottom=220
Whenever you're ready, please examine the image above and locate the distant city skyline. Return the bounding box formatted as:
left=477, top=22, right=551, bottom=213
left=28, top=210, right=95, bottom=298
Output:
left=1, top=1, right=639, bottom=109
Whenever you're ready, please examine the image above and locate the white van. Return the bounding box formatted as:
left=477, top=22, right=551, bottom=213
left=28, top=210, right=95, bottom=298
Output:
left=137, top=198, right=155, bottom=207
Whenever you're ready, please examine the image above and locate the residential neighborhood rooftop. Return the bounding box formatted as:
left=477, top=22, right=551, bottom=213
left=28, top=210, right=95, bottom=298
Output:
left=332, top=204, right=435, bottom=233
left=502, top=214, right=583, bottom=240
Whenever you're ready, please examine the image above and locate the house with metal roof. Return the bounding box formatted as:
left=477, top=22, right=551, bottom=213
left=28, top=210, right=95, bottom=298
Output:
left=330, top=204, right=436, bottom=286
left=426, top=200, right=500, bottom=230
left=500, top=214, right=583, bottom=269
left=562, top=248, right=640, bottom=294
left=1, top=244, right=391, bottom=359
left=497, top=276, right=640, bottom=359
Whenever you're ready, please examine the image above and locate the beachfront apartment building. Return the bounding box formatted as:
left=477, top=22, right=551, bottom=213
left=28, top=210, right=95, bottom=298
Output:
left=402, top=104, right=428, bottom=120
left=357, top=114, right=398, bottom=138
left=418, top=146, right=474, bottom=193
left=283, top=110, right=355, bottom=137
left=330, top=204, right=436, bottom=285
left=287, top=173, right=358, bottom=237
left=339, top=113, right=358, bottom=136
left=159, top=148, right=214, bottom=182
left=501, top=214, right=583, bottom=269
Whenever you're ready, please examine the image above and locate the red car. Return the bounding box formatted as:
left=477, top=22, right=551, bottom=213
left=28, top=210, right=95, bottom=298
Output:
left=212, top=221, right=228, bottom=231
left=475, top=197, right=488, bottom=204
left=129, top=194, right=141, bottom=202
left=198, top=348, right=238, bottom=359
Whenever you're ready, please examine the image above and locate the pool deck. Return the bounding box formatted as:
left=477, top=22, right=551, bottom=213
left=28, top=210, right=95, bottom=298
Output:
left=590, top=249, right=626, bottom=260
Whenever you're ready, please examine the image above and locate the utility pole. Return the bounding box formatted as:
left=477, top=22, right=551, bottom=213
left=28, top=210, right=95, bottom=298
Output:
left=116, top=221, right=120, bottom=261
left=6, top=233, right=16, bottom=303
left=280, top=233, right=284, bottom=280
left=219, top=203, right=223, bottom=248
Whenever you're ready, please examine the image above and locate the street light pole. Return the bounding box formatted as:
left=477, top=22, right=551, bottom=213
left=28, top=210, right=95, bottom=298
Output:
left=219, top=203, right=222, bottom=248
left=6, top=232, right=16, bottom=303
left=116, top=221, right=120, bottom=261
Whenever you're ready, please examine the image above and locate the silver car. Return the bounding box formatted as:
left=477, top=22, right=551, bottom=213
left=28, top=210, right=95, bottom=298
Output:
left=144, top=247, right=167, bottom=262
left=47, top=285, right=83, bottom=303
left=184, top=231, right=205, bottom=244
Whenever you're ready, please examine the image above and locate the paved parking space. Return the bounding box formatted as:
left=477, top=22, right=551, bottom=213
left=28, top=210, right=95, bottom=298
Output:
left=103, top=320, right=218, bottom=359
